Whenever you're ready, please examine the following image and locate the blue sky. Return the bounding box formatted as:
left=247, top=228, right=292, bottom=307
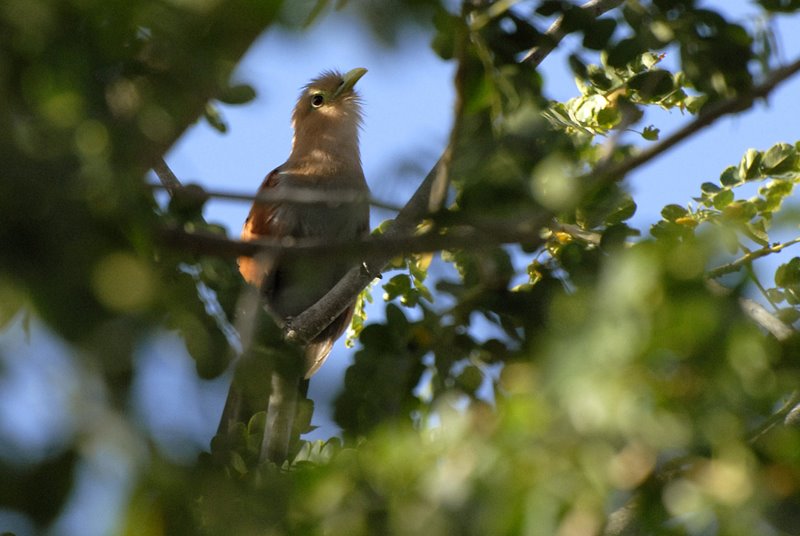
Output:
left=1, top=2, right=799, bottom=535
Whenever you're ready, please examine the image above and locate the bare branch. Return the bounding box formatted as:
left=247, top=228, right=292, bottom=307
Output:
left=160, top=216, right=546, bottom=263
left=148, top=182, right=403, bottom=212
left=153, top=157, right=183, bottom=196
left=706, top=236, right=800, bottom=279
left=521, top=0, right=626, bottom=67
left=739, top=297, right=795, bottom=341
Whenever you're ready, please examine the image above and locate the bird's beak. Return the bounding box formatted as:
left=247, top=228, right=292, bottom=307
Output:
left=333, top=67, right=367, bottom=99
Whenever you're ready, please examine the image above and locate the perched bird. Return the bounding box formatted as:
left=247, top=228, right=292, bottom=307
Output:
left=218, top=68, right=370, bottom=463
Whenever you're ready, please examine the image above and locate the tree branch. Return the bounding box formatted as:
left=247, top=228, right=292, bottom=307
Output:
left=738, top=297, right=794, bottom=342
left=148, top=182, right=403, bottom=212
left=591, top=55, right=800, bottom=186
left=153, top=157, right=183, bottom=195
left=521, top=0, right=626, bottom=67
left=161, top=219, right=544, bottom=261
left=706, top=236, right=800, bottom=279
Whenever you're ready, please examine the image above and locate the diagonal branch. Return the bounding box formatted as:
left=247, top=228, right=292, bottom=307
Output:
left=590, top=55, right=800, bottom=187
left=706, top=236, right=800, bottom=279
left=153, top=157, right=183, bottom=195
left=521, top=0, right=626, bottom=67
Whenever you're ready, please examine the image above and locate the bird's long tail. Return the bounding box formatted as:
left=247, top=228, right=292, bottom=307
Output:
left=262, top=372, right=302, bottom=463
left=218, top=366, right=310, bottom=465
left=216, top=300, right=353, bottom=465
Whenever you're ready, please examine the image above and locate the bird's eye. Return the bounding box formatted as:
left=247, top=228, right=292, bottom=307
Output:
left=311, top=94, right=324, bottom=108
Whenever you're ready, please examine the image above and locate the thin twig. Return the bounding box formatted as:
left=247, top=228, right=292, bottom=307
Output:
left=706, top=236, right=800, bottom=279
left=148, top=182, right=403, bottom=212
left=738, top=297, right=794, bottom=341
left=152, top=157, right=183, bottom=195
left=521, top=0, right=626, bottom=67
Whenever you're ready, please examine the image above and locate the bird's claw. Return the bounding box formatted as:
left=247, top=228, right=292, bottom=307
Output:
left=282, top=317, right=300, bottom=343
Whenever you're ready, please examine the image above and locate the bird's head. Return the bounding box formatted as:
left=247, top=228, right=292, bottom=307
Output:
left=290, top=68, right=367, bottom=167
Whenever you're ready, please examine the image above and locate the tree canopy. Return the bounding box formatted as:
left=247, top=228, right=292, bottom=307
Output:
left=3, top=1, right=800, bottom=535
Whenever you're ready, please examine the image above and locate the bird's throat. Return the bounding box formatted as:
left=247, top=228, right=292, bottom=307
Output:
left=288, top=131, right=362, bottom=178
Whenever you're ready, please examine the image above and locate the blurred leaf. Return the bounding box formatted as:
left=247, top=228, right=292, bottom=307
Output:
left=642, top=125, right=660, bottom=140
left=606, top=37, right=644, bottom=68
left=627, top=69, right=674, bottom=99
left=204, top=103, right=228, bottom=133
left=217, top=84, right=257, bottom=105
left=776, top=258, right=800, bottom=289
left=0, top=450, right=78, bottom=526
left=661, top=204, right=689, bottom=221
left=582, top=17, right=616, bottom=50
left=757, top=0, right=800, bottom=13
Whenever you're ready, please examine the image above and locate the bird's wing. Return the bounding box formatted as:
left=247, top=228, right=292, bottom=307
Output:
left=238, top=167, right=282, bottom=287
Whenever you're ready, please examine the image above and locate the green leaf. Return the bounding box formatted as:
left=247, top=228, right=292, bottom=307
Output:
left=711, top=189, right=734, bottom=209
left=606, top=38, right=643, bottom=68
left=383, top=274, right=412, bottom=302
left=627, top=70, right=674, bottom=99
left=761, top=142, right=798, bottom=175
left=0, top=279, right=25, bottom=331
left=642, top=125, right=660, bottom=140
left=701, top=182, right=721, bottom=194
left=168, top=183, right=209, bottom=221
left=587, top=65, right=613, bottom=90
left=536, top=0, right=564, bottom=17
left=745, top=220, right=770, bottom=246
left=582, top=18, right=616, bottom=50
left=776, top=307, right=800, bottom=324
left=775, top=257, right=800, bottom=288
left=568, top=54, right=589, bottom=79
left=684, top=94, right=707, bottom=113
left=456, top=365, right=484, bottom=395
left=722, top=200, right=757, bottom=222
left=596, top=105, right=621, bottom=129
left=766, top=288, right=785, bottom=303
left=605, top=194, right=637, bottom=224
left=217, top=84, right=257, bottom=105
left=230, top=452, right=248, bottom=475
left=738, top=148, right=763, bottom=181
left=204, top=103, right=228, bottom=133
left=661, top=204, right=688, bottom=221
left=719, top=166, right=742, bottom=187
left=432, top=10, right=462, bottom=60
left=758, top=0, right=800, bottom=13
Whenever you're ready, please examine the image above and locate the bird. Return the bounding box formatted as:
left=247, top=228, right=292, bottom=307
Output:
left=217, top=68, right=370, bottom=463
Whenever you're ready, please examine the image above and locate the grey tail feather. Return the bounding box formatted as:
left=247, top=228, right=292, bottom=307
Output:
left=261, top=371, right=301, bottom=464
left=217, top=305, right=355, bottom=463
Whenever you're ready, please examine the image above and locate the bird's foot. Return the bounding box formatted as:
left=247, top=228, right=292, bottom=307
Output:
left=282, top=317, right=301, bottom=343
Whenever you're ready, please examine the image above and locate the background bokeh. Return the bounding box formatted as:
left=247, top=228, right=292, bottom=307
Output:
left=1, top=2, right=799, bottom=534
